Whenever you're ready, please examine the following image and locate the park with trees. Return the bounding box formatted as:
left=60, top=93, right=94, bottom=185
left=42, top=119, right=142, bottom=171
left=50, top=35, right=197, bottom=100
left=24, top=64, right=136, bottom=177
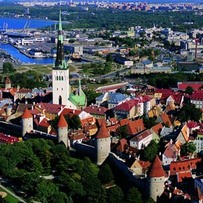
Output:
left=0, top=138, right=147, bottom=203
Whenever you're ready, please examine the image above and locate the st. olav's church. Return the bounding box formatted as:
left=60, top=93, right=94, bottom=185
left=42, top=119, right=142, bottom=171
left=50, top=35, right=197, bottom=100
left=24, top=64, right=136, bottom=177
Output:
left=52, top=11, right=86, bottom=110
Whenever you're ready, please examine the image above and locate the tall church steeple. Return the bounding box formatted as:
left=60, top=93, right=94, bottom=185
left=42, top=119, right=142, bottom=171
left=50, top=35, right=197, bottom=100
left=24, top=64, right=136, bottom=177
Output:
left=54, top=10, right=67, bottom=70
left=52, top=10, right=71, bottom=106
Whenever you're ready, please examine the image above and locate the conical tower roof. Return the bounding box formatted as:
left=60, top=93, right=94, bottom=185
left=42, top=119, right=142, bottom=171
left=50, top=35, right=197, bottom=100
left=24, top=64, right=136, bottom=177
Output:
left=58, top=114, right=68, bottom=128
left=148, top=155, right=166, bottom=178
left=96, top=120, right=110, bottom=139
left=22, top=108, right=32, bottom=119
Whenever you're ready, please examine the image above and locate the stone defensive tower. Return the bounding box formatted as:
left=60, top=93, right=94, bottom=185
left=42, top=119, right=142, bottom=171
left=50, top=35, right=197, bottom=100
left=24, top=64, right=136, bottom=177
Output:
left=95, top=121, right=111, bottom=165
left=21, top=108, right=33, bottom=137
left=57, top=114, right=69, bottom=148
left=147, top=155, right=167, bottom=202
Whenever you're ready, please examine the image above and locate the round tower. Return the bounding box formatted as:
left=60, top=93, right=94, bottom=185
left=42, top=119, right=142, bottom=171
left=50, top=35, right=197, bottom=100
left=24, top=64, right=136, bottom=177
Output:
left=22, top=108, right=33, bottom=137
left=5, top=76, right=11, bottom=90
left=147, top=155, right=167, bottom=202
left=95, top=121, right=111, bottom=165
left=57, top=114, right=69, bottom=148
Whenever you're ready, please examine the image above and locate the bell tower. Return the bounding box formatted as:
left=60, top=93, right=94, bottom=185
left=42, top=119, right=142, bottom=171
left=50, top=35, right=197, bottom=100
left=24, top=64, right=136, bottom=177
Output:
left=52, top=10, right=70, bottom=106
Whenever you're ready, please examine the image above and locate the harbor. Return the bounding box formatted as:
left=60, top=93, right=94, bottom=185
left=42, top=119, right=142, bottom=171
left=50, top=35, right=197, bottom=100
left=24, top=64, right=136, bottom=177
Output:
left=0, top=43, right=54, bottom=65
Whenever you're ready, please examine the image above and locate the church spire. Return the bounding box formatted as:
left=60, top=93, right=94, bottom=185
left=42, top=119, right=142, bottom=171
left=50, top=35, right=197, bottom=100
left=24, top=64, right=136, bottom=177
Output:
left=54, top=10, right=67, bottom=70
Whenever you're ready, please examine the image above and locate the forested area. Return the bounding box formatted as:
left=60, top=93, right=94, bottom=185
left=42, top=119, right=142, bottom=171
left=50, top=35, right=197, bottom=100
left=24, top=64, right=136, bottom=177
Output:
left=0, top=139, right=146, bottom=203
left=0, top=3, right=202, bottom=31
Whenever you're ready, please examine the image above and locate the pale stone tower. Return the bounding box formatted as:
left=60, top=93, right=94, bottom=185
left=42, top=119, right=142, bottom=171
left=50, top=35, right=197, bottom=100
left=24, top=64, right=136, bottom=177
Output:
left=22, top=108, right=33, bottom=137
left=5, top=76, right=11, bottom=90
left=52, top=10, right=70, bottom=106
left=147, top=155, right=167, bottom=202
left=95, top=121, right=111, bottom=165
left=57, top=114, right=69, bottom=148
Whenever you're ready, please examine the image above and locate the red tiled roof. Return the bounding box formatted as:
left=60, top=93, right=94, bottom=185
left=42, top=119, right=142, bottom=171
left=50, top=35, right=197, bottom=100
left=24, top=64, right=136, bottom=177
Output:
left=69, top=129, right=85, bottom=140
left=108, top=117, right=118, bottom=125
left=164, top=142, right=177, bottom=158
left=84, top=123, right=97, bottom=132
left=107, top=124, right=120, bottom=132
left=81, top=117, right=95, bottom=127
left=151, top=123, right=163, bottom=135
left=9, top=88, right=17, bottom=96
left=126, top=119, right=145, bottom=135
left=96, top=82, right=128, bottom=93
left=39, top=118, right=50, bottom=128
left=60, top=108, right=81, bottom=116
left=148, top=155, right=166, bottom=178
left=177, top=171, right=192, bottom=182
left=169, top=93, right=184, bottom=104
left=155, top=89, right=174, bottom=94
left=138, top=160, right=151, bottom=169
left=114, top=99, right=138, bottom=111
left=155, top=89, right=174, bottom=99
left=119, top=118, right=131, bottom=126
left=36, top=102, right=65, bottom=114
left=117, top=138, right=127, bottom=152
left=17, top=88, right=31, bottom=93
left=130, top=129, right=152, bottom=142
left=0, top=133, right=20, bottom=144
left=187, top=121, right=199, bottom=129
left=22, top=108, right=32, bottom=119
left=84, top=105, right=108, bottom=115
left=160, top=113, right=172, bottom=127
left=178, top=81, right=203, bottom=91
left=137, top=95, right=151, bottom=103
left=57, top=115, right=68, bottom=128
left=189, top=90, right=203, bottom=100
left=170, top=158, right=201, bottom=176
left=95, top=121, right=110, bottom=139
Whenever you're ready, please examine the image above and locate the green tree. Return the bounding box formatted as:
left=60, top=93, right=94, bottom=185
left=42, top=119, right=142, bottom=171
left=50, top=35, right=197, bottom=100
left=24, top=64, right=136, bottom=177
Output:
left=185, top=86, right=194, bottom=95
left=181, top=142, right=196, bottom=156
left=116, top=125, right=128, bottom=139
left=126, top=187, right=143, bottom=203
left=2, top=62, right=15, bottom=74
left=129, top=50, right=136, bottom=56
left=65, top=114, right=81, bottom=130
left=107, top=186, right=124, bottom=203
left=26, top=139, right=53, bottom=174
left=98, top=164, right=114, bottom=184
left=35, top=179, right=59, bottom=203
left=106, top=54, right=113, bottom=63
left=83, top=89, right=101, bottom=105
left=177, top=103, right=201, bottom=122
left=51, top=144, right=70, bottom=174
left=143, top=117, right=156, bottom=129
left=141, top=140, right=158, bottom=162
left=51, top=114, right=81, bottom=130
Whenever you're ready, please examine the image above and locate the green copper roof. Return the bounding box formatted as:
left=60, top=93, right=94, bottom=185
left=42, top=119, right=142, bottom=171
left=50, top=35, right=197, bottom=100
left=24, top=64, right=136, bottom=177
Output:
left=69, top=93, right=86, bottom=107
left=59, top=10, right=62, bottom=32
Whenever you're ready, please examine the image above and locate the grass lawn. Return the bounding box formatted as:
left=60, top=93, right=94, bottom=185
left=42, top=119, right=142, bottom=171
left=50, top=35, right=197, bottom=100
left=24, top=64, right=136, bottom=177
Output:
left=5, top=194, right=19, bottom=203
left=0, top=188, right=20, bottom=203
left=15, top=64, right=76, bottom=75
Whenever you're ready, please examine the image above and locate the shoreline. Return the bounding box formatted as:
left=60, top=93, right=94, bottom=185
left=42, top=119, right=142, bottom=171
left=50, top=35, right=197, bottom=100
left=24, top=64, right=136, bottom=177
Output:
left=0, top=43, right=54, bottom=65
